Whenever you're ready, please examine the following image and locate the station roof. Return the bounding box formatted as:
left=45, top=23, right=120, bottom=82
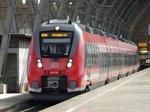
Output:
left=0, top=0, right=149, bottom=39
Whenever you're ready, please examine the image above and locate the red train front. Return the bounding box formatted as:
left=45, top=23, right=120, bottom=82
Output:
left=27, top=20, right=86, bottom=98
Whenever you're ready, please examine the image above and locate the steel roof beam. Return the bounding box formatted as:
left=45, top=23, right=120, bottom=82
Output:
left=128, top=3, right=150, bottom=39
left=104, top=0, right=117, bottom=34
left=26, top=0, right=41, bottom=30
left=126, top=1, right=145, bottom=27
left=115, top=0, right=134, bottom=37
left=110, top=0, right=135, bottom=36
left=70, top=1, right=82, bottom=22
left=82, top=0, right=94, bottom=25
left=57, top=0, right=67, bottom=19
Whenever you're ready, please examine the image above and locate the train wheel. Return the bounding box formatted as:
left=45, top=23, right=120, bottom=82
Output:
left=117, top=75, right=121, bottom=80
left=86, top=85, right=91, bottom=92
left=83, top=83, right=91, bottom=92
left=126, top=72, right=129, bottom=76
left=105, top=78, right=109, bottom=85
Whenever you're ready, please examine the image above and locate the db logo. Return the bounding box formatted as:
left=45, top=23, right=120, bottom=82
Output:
left=50, top=63, right=59, bottom=68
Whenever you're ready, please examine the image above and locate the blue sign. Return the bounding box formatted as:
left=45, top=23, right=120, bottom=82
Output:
left=148, top=52, right=150, bottom=58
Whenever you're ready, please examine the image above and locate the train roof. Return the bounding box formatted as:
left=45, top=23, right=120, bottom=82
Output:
left=77, top=24, right=136, bottom=45
left=42, top=19, right=72, bottom=26
left=41, top=19, right=136, bottom=45
left=79, top=24, right=136, bottom=45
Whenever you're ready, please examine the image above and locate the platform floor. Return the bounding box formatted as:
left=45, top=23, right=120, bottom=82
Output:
left=41, top=68, right=150, bottom=112
left=0, top=93, right=32, bottom=111
left=0, top=93, right=21, bottom=99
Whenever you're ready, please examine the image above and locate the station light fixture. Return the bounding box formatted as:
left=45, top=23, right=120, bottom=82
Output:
left=69, top=2, right=73, bottom=5
left=37, top=0, right=41, bottom=4
left=22, top=0, right=26, bottom=4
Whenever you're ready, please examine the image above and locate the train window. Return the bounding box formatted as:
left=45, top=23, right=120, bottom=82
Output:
left=40, top=32, right=73, bottom=58
left=89, top=44, right=92, bottom=56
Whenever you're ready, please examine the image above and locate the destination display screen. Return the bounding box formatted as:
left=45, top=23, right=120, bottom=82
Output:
left=41, top=32, right=73, bottom=38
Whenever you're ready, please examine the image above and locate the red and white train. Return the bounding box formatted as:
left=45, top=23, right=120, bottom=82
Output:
left=27, top=19, right=139, bottom=100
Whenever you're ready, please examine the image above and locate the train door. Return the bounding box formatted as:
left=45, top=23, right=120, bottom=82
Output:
left=120, top=50, right=126, bottom=75
left=108, top=47, right=112, bottom=80
left=84, top=43, right=91, bottom=84
left=98, top=45, right=103, bottom=83
left=118, top=49, right=123, bottom=76
left=98, top=45, right=108, bottom=83
left=105, top=45, right=111, bottom=83
left=95, top=44, right=100, bottom=83
left=122, top=50, right=128, bottom=76
left=94, top=44, right=103, bottom=84
left=103, top=38, right=111, bottom=84
left=118, top=41, right=127, bottom=76
left=104, top=48, right=108, bottom=82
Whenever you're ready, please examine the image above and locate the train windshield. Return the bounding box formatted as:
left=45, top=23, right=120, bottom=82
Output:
left=40, top=32, right=73, bottom=58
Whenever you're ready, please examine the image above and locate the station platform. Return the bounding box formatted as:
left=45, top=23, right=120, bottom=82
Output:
left=41, top=68, right=150, bottom=112
left=0, top=93, right=32, bottom=111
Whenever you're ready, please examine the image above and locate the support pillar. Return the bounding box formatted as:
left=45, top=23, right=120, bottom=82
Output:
left=0, top=0, right=16, bottom=76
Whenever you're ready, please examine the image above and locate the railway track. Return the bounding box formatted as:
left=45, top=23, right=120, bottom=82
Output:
left=3, top=99, right=61, bottom=112
left=20, top=101, right=60, bottom=112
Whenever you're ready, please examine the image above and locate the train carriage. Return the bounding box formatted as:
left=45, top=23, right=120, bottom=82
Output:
left=27, top=19, right=139, bottom=100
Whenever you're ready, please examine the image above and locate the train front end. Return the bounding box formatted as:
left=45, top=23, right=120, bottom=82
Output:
left=27, top=20, right=85, bottom=99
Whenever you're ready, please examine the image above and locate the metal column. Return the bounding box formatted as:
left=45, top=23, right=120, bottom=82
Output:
left=0, top=0, right=16, bottom=76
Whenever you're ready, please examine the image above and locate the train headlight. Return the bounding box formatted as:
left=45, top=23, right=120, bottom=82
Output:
left=67, top=63, right=72, bottom=68
left=67, top=58, right=73, bottom=68
left=36, top=59, right=43, bottom=68
left=37, top=59, right=42, bottom=63
left=37, top=63, right=43, bottom=68
left=68, top=58, right=73, bottom=63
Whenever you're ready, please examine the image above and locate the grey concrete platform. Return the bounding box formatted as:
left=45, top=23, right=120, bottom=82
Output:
left=0, top=93, right=32, bottom=111
left=41, top=68, right=150, bottom=112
